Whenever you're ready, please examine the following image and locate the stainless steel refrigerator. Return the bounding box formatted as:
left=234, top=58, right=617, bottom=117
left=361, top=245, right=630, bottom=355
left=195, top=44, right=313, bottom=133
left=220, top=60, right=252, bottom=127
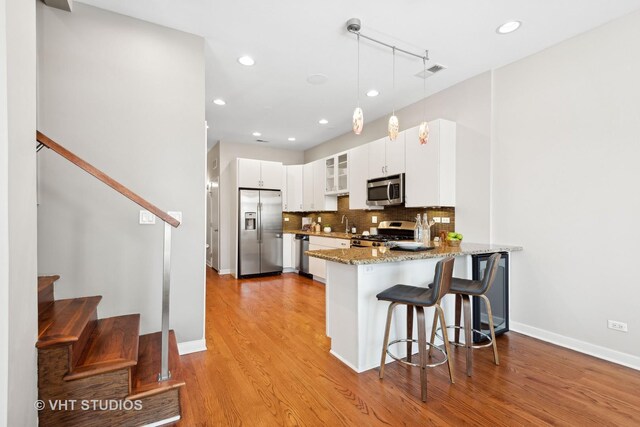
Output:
left=238, top=189, right=283, bottom=277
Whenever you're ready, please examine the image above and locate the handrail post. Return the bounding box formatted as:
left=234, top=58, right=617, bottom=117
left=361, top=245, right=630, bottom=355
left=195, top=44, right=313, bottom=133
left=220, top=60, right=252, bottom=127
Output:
left=158, top=221, right=172, bottom=381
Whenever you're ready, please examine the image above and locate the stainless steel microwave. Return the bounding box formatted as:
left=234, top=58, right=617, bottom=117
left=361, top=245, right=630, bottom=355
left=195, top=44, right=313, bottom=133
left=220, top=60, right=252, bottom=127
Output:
left=366, top=174, right=404, bottom=206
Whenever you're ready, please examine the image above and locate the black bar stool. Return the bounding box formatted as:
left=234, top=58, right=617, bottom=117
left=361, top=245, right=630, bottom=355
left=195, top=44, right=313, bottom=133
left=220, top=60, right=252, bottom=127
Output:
left=444, top=252, right=501, bottom=376
left=377, top=257, right=455, bottom=402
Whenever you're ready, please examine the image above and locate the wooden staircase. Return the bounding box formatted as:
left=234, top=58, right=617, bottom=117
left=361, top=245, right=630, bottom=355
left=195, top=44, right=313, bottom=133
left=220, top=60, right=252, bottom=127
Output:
left=37, top=275, right=185, bottom=426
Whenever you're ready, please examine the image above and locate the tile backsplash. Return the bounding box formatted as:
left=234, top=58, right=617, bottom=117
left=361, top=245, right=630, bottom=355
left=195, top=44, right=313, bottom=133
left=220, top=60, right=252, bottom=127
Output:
left=283, top=196, right=456, bottom=237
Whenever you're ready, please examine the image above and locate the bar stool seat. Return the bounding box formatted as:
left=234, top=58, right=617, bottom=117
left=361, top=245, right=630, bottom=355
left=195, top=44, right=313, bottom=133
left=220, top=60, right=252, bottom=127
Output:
left=377, top=257, right=455, bottom=402
left=437, top=253, right=502, bottom=377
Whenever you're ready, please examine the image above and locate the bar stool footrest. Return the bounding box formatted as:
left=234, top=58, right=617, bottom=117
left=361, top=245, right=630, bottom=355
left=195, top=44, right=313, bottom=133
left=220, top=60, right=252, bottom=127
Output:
left=435, top=326, right=494, bottom=349
left=386, top=338, right=448, bottom=368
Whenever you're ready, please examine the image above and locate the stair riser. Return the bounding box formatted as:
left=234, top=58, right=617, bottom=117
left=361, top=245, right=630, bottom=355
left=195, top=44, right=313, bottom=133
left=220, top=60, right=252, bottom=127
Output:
left=38, top=284, right=54, bottom=316
left=71, top=313, right=98, bottom=369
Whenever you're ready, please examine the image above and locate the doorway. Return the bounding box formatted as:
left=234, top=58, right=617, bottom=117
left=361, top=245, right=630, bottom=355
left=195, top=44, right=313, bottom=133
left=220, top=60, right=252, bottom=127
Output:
left=207, top=176, right=219, bottom=270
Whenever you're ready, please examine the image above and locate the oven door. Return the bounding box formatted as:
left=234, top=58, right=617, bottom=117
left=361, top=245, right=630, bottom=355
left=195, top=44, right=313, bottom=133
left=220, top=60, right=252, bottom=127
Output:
left=366, top=174, right=404, bottom=206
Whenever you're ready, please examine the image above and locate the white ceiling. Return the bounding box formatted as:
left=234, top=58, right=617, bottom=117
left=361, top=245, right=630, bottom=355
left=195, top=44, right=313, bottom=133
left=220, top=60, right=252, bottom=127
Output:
left=77, top=0, right=640, bottom=151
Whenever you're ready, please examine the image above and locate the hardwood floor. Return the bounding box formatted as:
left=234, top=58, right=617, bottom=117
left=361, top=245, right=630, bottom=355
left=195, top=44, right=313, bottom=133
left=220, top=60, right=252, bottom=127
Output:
left=178, top=269, right=640, bottom=426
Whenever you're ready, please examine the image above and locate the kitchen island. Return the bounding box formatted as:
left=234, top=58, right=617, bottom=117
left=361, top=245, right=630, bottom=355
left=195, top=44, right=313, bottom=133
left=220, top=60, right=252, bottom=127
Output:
left=307, top=243, right=523, bottom=372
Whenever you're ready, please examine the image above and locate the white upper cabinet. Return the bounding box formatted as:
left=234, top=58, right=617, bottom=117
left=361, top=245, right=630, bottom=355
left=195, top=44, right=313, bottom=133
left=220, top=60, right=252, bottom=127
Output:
left=260, top=160, right=284, bottom=189
left=303, top=159, right=337, bottom=211
left=404, top=119, right=456, bottom=207
left=303, top=162, right=314, bottom=211
left=285, top=165, right=303, bottom=212
left=281, top=167, right=288, bottom=210
left=237, top=158, right=283, bottom=189
left=368, top=135, right=405, bottom=179
left=349, top=143, right=370, bottom=210
left=325, top=151, right=349, bottom=195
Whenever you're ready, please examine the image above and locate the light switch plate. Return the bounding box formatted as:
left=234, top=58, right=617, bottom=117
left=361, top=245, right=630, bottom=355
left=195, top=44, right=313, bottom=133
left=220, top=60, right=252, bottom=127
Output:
left=372, top=216, right=378, bottom=224
left=139, top=210, right=156, bottom=225
left=433, top=217, right=441, bottom=223
left=442, top=217, right=450, bottom=224
left=284, top=217, right=290, bottom=222
left=168, top=211, right=183, bottom=223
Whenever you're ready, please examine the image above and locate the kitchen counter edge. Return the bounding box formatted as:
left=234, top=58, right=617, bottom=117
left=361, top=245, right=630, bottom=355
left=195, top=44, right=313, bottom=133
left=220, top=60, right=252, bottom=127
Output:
left=284, top=230, right=352, bottom=240
left=306, top=243, right=523, bottom=265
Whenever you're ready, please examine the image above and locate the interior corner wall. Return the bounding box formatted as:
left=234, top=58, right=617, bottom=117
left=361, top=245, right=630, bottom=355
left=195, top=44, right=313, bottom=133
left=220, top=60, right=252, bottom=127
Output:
left=1, top=0, right=37, bottom=425
left=304, top=72, right=493, bottom=243
left=218, top=141, right=304, bottom=273
left=492, top=10, right=640, bottom=365
left=36, top=3, right=206, bottom=343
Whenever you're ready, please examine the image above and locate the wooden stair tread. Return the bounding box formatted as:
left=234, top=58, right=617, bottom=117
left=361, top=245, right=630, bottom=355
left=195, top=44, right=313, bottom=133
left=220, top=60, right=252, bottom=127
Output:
left=64, top=314, right=140, bottom=381
left=128, top=330, right=185, bottom=400
left=38, top=275, right=60, bottom=293
left=37, top=296, right=102, bottom=348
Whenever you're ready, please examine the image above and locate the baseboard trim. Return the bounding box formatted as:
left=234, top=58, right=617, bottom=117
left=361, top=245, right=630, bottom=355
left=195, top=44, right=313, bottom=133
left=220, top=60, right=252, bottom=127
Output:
left=177, top=338, right=207, bottom=355
left=329, top=350, right=363, bottom=373
left=510, top=321, right=640, bottom=371
left=142, top=415, right=180, bottom=427
left=217, top=269, right=231, bottom=275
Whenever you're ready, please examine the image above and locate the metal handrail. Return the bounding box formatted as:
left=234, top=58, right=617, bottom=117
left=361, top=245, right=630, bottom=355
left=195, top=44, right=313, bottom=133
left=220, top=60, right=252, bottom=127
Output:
left=36, top=131, right=177, bottom=381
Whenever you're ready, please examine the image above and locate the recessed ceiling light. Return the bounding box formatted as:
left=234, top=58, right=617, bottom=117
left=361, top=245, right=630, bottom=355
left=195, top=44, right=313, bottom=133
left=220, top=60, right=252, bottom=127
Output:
left=237, top=55, right=255, bottom=66
left=318, top=119, right=329, bottom=125
left=306, top=74, right=328, bottom=85
left=288, top=137, right=296, bottom=141
left=213, top=98, right=226, bottom=106
left=366, top=89, right=379, bottom=97
left=252, top=131, right=261, bottom=137
left=496, top=21, right=521, bottom=34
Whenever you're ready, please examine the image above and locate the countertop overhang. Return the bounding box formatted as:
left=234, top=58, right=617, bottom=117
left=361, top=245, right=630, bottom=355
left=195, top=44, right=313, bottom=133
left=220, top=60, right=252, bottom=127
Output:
left=306, top=243, right=523, bottom=265
left=285, top=230, right=352, bottom=240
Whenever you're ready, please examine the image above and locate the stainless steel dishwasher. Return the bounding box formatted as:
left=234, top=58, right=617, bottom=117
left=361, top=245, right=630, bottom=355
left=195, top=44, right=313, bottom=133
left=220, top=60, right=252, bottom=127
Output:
left=295, top=234, right=311, bottom=277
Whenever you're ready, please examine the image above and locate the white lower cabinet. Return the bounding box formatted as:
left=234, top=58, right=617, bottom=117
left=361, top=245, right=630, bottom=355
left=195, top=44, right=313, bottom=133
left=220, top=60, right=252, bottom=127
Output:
left=283, top=233, right=295, bottom=270
left=308, top=236, right=350, bottom=281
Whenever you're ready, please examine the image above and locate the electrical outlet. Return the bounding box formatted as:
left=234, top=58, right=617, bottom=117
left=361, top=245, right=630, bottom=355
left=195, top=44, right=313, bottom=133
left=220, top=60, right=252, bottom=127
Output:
left=317, top=217, right=321, bottom=223
left=372, top=216, right=378, bottom=224
left=433, top=217, right=441, bottom=223
left=139, top=210, right=156, bottom=225
left=284, top=217, right=290, bottom=222
left=442, top=217, right=450, bottom=224
left=608, top=320, right=628, bottom=332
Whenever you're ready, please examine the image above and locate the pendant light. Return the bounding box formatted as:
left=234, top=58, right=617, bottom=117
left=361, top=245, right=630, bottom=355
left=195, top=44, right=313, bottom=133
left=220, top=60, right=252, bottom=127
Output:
left=388, top=47, right=399, bottom=141
left=418, top=53, right=429, bottom=145
left=352, top=33, right=364, bottom=135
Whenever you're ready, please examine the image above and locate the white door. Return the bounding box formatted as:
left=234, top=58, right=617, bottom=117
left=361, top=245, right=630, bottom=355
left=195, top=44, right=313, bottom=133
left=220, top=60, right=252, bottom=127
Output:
left=260, top=160, right=283, bottom=189
left=303, top=162, right=314, bottom=210
left=313, top=159, right=326, bottom=210
left=209, top=176, right=220, bottom=270
left=287, top=165, right=303, bottom=212
left=385, top=134, right=406, bottom=176
left=368, top=137, right=387, bottom=178
left=238, top=158, right=261, bottom=188
left=349, top=144, right=369, bottom=210
left=404, top=125, right=439, bottom=207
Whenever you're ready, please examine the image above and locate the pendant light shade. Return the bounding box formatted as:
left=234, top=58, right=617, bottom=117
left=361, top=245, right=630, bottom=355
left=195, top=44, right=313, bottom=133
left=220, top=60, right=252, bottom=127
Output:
left=353, top=34, right=364, bottom=135
left=419, top=53, right=430, bottom=144
left=388, top=115, right=399, bottom=141
left=418, top=121, right=429, bottom=145
left=388, top=47, right=399, bottom=141
left=353, top=107, right=364, bottom=135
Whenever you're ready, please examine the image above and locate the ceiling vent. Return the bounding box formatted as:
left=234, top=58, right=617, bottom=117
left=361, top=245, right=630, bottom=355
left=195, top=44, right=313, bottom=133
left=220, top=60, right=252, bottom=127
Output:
left=415, top=64, right=447, bottom=79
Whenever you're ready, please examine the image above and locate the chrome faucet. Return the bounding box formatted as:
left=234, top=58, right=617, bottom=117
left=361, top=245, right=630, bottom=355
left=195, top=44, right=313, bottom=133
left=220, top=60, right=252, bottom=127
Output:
left=341, top=215, right=349, bottom=233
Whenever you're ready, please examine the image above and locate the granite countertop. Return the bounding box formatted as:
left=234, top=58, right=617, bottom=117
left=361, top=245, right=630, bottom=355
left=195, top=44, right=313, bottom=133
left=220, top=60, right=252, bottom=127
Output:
left=284, top=230, right=352, bottom=240
left=306, top=243, right=523, bottom=265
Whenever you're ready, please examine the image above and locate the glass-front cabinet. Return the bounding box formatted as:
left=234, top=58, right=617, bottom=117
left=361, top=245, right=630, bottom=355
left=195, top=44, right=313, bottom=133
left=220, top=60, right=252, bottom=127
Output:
left=325, top=152, right=349, bottom=195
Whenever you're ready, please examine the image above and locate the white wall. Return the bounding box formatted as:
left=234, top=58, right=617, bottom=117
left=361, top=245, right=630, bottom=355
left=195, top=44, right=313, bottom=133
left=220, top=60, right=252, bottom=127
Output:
left=218, top=141, right=304, bottom=273
left=36, top=3, right=206, bottom=343
left=1, top=0, right=37, bottom=425
left=304, top=72, right=493, bottom=243
left=492, top=11, right=640, bottom=365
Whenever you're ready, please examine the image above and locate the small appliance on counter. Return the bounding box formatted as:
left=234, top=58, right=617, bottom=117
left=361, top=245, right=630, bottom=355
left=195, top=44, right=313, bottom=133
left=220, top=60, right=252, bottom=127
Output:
left=350, top=221, right=415, bottom=247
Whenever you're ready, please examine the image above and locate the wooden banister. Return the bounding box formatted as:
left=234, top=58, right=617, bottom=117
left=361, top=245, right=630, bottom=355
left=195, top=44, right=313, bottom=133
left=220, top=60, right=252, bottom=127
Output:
left=36, top=131, right=180, bottom=228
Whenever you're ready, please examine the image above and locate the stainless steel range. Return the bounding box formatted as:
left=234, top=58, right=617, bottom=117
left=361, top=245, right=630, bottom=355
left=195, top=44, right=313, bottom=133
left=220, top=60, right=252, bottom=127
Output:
left=350, top=220, right=415, bottom=247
